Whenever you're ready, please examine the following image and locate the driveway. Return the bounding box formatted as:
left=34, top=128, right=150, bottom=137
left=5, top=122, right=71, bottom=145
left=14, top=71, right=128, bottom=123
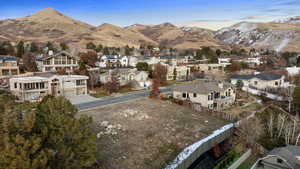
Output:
left=66, top=94, right=100, bottom=105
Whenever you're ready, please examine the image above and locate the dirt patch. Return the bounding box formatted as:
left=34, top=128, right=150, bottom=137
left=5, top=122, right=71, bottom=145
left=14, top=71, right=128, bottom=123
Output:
left=80, top=98, right=228, bottom=169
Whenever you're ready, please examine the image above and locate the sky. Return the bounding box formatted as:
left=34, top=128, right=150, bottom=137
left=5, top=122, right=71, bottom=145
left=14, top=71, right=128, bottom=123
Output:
left=0, top=0, right=300, bottom=30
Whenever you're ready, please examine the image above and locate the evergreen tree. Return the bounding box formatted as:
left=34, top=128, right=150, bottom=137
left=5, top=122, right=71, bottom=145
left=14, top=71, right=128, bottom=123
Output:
left=36, top=96, right=97, bottom=169
left=16, top=41, right=25, bottom=58
left=86, top=42, right=96, bottom=50
left=95, top=44, right=103, bottom=53
left=30, top=42, right=39, bottom=53
left=46, top=41, right=55, bottom=51
left=60, top=42, right=69, bottom=51
left=0, top=95, right=98, bottom=169
left=102, top=47, right=110, bottom=55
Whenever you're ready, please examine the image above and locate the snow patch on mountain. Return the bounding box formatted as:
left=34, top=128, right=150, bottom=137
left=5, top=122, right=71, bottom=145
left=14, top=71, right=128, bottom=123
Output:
left=275, top=37, right=290, bottom=52
left=215, top=22, right=296, bottom=51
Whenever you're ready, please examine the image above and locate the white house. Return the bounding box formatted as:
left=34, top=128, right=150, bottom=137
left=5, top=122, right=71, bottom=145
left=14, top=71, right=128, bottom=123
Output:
left=173, top=80, right=236, bottom=110
left=97, top=55, right=130, bottom=68
left=39, top=51, right=78, bottom=72
left=100, top=68, right=151, bottom=88
left=230, top=73, right=285, bottom=90
left=218, top=58, right=231, bottom=66
left=286, top=66, right=300, bottom=76
left=10, top=74, right=88, bottom=102
left=166, top=65, right=191, bottom=81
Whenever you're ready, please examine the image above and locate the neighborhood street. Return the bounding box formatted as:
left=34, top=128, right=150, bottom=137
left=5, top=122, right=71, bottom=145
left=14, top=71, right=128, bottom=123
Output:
left=75, top=87, right=172, bottom=110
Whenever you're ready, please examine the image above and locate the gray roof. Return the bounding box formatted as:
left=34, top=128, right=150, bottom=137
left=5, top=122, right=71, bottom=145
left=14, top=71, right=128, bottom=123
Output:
left=268, top=146, right=300, bottom=169
left=230, top=73, right=283, bottom=81
left=172, top=80, right=234, bottom=94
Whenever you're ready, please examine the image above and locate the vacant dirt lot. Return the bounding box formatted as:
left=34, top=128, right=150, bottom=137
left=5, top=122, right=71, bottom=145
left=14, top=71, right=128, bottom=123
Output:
left=80, top=98, right=228, bottom=169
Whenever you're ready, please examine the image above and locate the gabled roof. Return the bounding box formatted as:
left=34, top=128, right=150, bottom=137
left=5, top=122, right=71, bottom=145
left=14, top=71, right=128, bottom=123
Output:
left=230, top=73, right=283, bottom=81
left=42, top=50, right=74, bottom=60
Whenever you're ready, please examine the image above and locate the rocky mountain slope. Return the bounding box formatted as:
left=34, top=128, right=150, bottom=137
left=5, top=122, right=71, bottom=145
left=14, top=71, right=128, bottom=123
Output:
left=126, top=23, right=222, bottom=49
left=1, top=8, right=300, bottom=52
left=215, top=22, right=300, bottom=52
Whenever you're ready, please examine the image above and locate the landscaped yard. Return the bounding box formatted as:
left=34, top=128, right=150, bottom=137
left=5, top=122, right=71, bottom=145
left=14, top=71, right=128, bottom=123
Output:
left=80, top=98, right=229, bottom=169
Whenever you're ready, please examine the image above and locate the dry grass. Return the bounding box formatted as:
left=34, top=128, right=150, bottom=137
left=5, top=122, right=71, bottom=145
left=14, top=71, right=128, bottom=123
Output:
left=80, top=98, right=228, bottom=169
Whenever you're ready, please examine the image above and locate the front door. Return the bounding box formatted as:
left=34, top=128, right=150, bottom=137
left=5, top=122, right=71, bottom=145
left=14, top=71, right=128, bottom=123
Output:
left=51, top=79, right=60, bottom=96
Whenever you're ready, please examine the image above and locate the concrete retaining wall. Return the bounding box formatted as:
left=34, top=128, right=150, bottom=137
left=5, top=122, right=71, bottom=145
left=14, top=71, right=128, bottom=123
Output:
left=165, top=123, right=234, bottom=169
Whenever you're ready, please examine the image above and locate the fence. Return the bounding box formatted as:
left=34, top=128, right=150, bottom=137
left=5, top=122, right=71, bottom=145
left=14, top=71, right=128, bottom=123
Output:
left=228, top=149, right=252, bottom=169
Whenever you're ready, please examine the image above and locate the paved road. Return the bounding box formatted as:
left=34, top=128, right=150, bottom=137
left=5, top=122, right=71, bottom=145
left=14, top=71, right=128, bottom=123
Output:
left=76, top=87, right=172, bottom=111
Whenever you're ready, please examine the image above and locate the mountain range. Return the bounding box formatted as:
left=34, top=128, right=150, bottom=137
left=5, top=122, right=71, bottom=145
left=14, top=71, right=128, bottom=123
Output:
left=0, top=8, right=300, bottom=52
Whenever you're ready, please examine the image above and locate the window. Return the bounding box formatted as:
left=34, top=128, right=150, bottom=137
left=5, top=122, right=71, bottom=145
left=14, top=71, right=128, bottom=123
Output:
left=76, top=80, right=86, bottom=86
left=277, top=158, right=283, bottom=164
left=193, top=93, right=197, bottom=97
left=208, top=95, right=211, bottom=100
left=254, top=81, right=258, bottom=85
left=275, top=81, right=279, bottom=86
left=14, top=83, right=17, bottom=89
left=182, top=93, right=186, bottom=98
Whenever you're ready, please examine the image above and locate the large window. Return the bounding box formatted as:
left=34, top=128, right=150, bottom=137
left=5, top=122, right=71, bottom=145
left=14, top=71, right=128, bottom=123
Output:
left=76, top=80, right=86, bottom=86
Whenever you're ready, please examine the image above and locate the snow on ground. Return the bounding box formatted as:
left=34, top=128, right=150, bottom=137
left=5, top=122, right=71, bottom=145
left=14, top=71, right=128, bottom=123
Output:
left=234, top=23, right=257, bottom=33
left=275, top=36, right=290, bottom=52
left=165, top=123, right=234, bottom=169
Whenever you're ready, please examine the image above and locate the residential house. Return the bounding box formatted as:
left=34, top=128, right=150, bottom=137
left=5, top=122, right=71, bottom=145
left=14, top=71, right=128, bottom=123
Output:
left=218, top=58, right=231, bottom=67
left=166, top=64, right=191, bottom=81
left=38, top=51, right=78, bottom=72
left=10, top=74, right=88, bottom=102
left=172, top=80, right=236, bottom=110
left=230, top=73, right=285, bottom=91
left=286, top=66, right=300, bottom=77
left=100, top=68, right=151, bottom=88
left=97, top=55, right=129, bottom=68
left=197, top=64, right=226, bottom=74
left=0, top=56, right=19, bottom=77
left=251, top=146, right=300, bottom=169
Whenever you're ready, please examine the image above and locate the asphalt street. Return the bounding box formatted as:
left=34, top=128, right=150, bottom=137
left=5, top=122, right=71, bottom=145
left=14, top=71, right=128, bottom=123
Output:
left=76, top=87, right=171, bottom=110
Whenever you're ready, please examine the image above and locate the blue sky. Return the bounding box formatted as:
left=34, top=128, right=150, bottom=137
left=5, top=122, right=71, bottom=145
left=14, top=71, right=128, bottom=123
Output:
left=1, top=0, right=300, bottom=30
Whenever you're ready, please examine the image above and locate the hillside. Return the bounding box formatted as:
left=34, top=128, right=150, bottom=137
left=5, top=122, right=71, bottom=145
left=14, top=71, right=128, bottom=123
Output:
left=126, top=23, right=223, bottom=49
left=0, top=8, right=156, bottom=48
left=215, top=22, right=300, bottom=52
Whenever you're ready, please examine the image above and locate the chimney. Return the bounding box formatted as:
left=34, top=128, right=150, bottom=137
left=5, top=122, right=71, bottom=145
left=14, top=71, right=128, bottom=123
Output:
left=218, top=81, right=223, bottom=89
left=48, top=50, right=54, bottom=56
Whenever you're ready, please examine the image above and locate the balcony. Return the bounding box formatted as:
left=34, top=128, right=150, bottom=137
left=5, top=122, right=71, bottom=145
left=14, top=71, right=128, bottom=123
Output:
left=215, top=96, right=233, bottom=102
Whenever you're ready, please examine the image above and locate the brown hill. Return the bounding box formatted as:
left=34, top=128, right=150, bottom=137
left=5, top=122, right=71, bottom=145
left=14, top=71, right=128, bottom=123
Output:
left=126, top=23, right=223, bottom=49
left=0, top=8, right=156, bottom=48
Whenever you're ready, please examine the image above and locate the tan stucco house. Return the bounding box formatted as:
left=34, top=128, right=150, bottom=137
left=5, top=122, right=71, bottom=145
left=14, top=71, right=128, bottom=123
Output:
left=172, top=80, right=236, bottom=110
left=10, top=74, right=88, bottom=102
left=0, top=56, right=19, bottom=77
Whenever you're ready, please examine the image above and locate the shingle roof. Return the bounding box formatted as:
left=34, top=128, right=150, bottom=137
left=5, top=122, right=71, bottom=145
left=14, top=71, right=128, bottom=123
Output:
left=268, top=146, right=300, bottom=169
left=172, top=80, right=234, bottom=94
left=230, top=73, right=283, bottom=81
